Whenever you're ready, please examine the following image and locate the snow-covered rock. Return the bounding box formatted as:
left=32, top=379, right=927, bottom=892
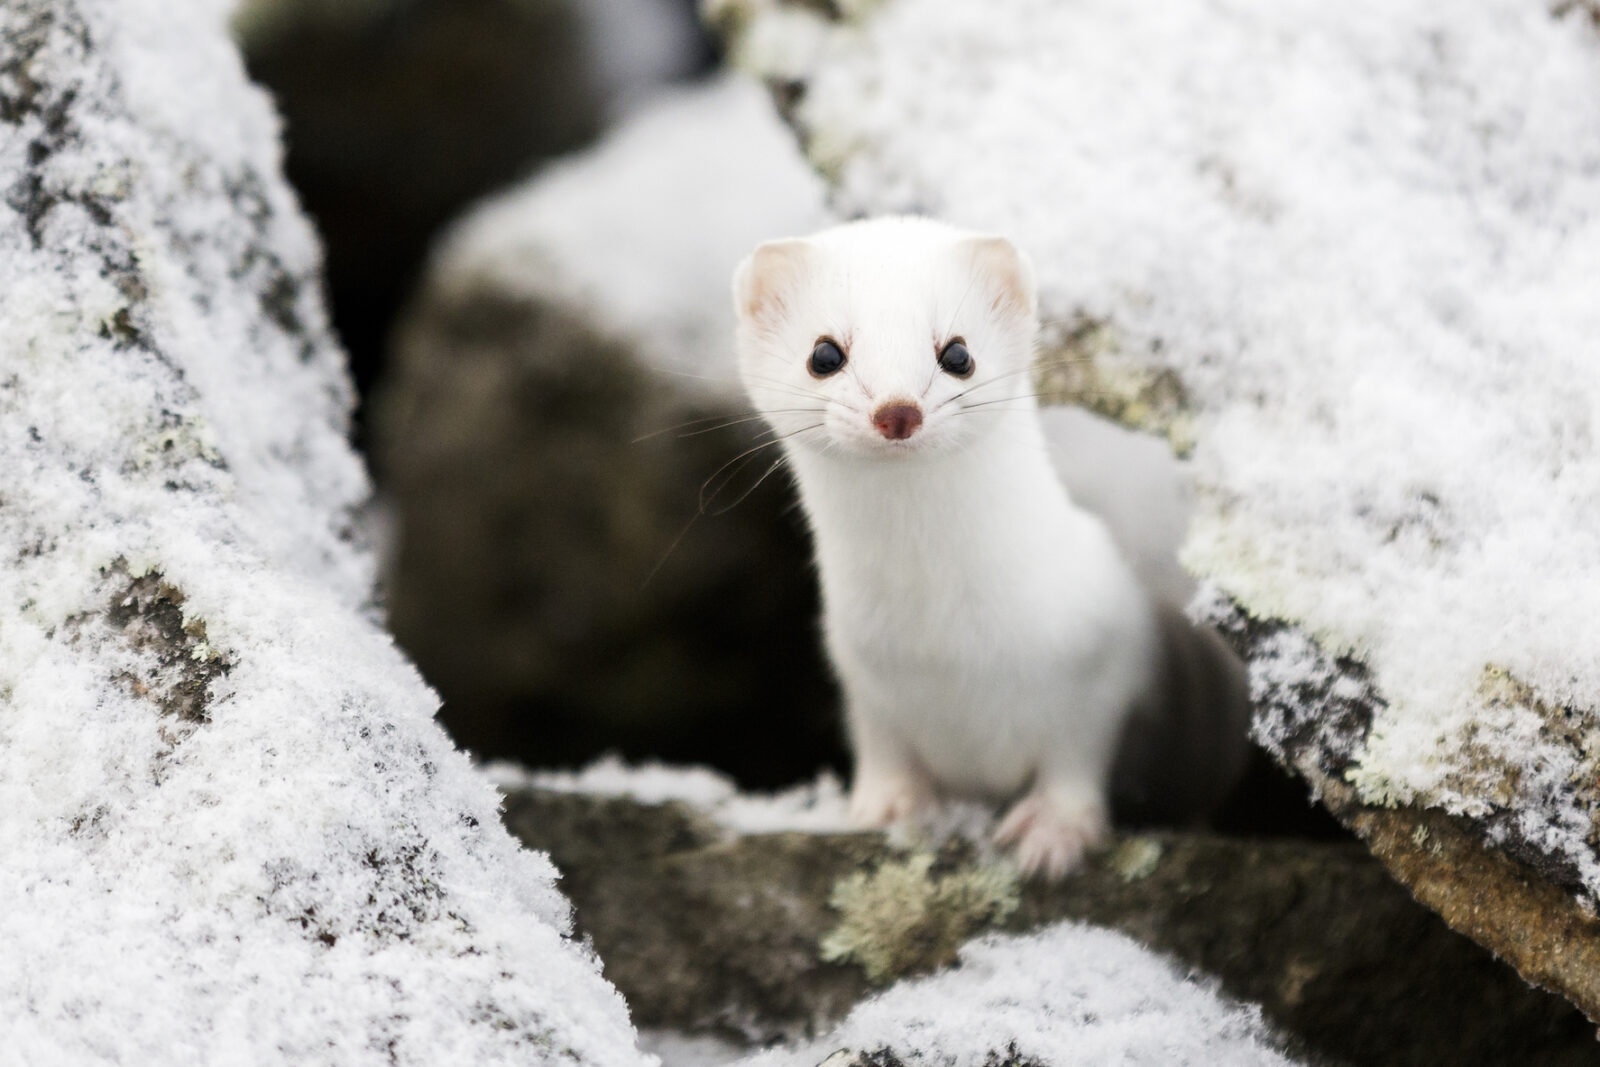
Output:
left=710, top=0, right=1600, bottom=1020
left=0, top=2, right=647, bottom=1063
left=736, top=924, right=1301, bottom=1067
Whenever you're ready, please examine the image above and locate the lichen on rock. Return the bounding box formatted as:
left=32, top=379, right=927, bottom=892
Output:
left=504, top=771, right=1598, bottom=1065
left=1035, top=317, right=1196, bottom=456
left=819, top=851, right=1021, bottom=983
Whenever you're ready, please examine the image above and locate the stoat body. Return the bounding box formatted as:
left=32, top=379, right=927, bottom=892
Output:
left=732, top=217, right=1240, bottom=877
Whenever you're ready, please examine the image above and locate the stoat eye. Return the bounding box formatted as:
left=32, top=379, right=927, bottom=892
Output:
left=808, top=338, right=847, bottom=377
left=937, top=339, right=974, bottom=378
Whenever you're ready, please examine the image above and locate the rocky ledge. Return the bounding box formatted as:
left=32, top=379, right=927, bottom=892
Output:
left=503, top=782, right=1596, bottom=1066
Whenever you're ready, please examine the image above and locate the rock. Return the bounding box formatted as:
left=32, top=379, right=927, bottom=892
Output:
left=372, top=76, right=842, bottom=784
left=710, top=0, right=1600, bottom=1024
left=0, top=3, right=645, bottom=1063
left=237, top=0, right=712, bottom=415
left=501, top=780, right=1596, bottom=1066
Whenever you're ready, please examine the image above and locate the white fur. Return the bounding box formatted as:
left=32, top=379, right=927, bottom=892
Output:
left=732, top=217, right=1160, bottom=877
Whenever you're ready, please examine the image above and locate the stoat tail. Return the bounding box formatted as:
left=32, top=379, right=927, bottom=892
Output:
left=1108, top=603, right=1253, bottom=827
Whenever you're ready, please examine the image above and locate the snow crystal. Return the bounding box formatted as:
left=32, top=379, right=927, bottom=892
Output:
left=737, top=923, right=1301, bottom=1067
left=721, top=0, right=1600, bottom=898
left=0, top=2, right=647, bottom=1063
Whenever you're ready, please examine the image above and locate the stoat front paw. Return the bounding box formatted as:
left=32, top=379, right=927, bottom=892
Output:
left=994, top=790, right=1108, bottom=880
left=848, top=768, right=936, bottom=829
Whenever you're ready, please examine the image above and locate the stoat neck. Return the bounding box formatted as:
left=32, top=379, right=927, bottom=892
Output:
left=785, top=413, right=1082, bottom=586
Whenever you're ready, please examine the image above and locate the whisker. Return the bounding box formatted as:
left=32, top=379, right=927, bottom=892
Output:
left=676, top=410, right=824, bottom=440
left=707, top=455, right=792, bottom=516
left=653, top=366, right=732, bottom=385
left=643, top=510, right=703, bottom=589
left=632, top=410, right=754, bottom=443
left=644, top=422, right=823, bottom=588
left=953, top=392, right=1047, bottom=411
left=743, top=372, right=831, bottom=403
left=700, top=450, right=769, bottom=513
left=632, top=408, right=822, bottom=443
left=653, top=365, right=826, bottom=406
left=954, top=388, right=1150, bottom=410
left=959, top=354, right=1099, bottom=395
left=928, top=353, right=1115, bottom=417
left=699, top=423, right=823, bottom=512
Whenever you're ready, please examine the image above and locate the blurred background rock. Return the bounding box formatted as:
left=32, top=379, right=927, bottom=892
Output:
left=372, top=78, right=842, bottom=785
left=236, top=0, right=713, bottom=434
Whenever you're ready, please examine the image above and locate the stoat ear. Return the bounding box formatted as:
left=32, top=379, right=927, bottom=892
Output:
left=733, top=237, right=812, bottom=324
left=960, top=235, right=1037, bottom=320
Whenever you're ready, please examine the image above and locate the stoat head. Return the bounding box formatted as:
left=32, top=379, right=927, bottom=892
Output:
left=732, top=216, right=1038, bottom=459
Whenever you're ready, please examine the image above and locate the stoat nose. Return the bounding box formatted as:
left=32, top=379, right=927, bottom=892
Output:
left=872, top=401, right=923, bottom=441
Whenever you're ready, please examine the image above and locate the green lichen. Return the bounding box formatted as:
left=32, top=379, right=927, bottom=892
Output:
left=1347, top=665, right=1600, bottom=825
left=1034, top=317, right=1195, bottom=455
left=819, top=852, right=1020, bottom=983
left=1343, top=754, right=1413, bottom=812
left=1108, top=837, right=1163, bottom=882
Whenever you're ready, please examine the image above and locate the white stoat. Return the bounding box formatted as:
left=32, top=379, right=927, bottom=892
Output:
left=731, top=216, right=1247, bottom=878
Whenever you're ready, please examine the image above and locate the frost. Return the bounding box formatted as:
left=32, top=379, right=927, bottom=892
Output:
left=0, top=2, right=648, bottom=1063
left=720, top=0, right=1600, bottom=901
left=738, top=924, right=1301, bottom=1067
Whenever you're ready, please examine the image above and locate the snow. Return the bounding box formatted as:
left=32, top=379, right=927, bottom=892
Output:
left=0, top=2, right=648, bottom=1063
left=577, top=0, right=709, bottom=116
left=487, top=755, right=856, bottom=835
left=492, top=754, right=1032, bottom=844
left=639, top=1029, right=749, bottom=1067
left=430, top=73, right=832, bottom=399
left=736, top=923, right=1301, bottom=1067
left=718, top=0, right=1600, bottom=899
